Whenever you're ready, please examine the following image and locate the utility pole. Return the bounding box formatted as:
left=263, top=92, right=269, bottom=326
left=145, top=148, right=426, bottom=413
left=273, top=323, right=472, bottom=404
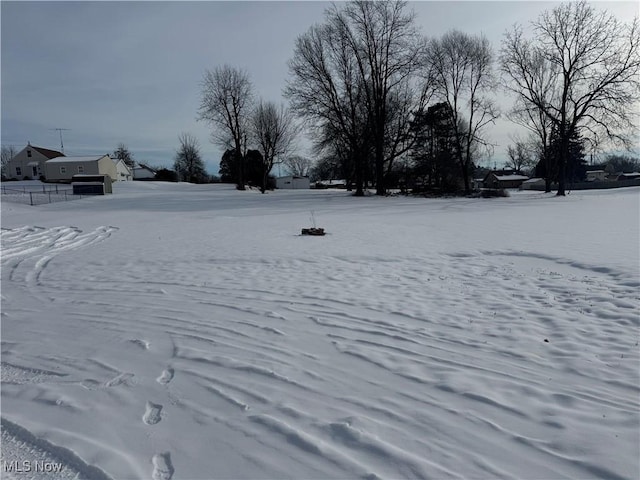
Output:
left=51, top=128, right=70, bottom=153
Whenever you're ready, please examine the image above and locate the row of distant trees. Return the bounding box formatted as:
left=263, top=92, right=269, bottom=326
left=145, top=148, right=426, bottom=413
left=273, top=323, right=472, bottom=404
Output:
left=198, top=0, right=639, bottom=196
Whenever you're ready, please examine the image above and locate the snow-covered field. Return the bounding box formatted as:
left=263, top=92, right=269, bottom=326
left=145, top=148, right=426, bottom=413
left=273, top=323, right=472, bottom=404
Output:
left=1, top=181, right=639, bottom=480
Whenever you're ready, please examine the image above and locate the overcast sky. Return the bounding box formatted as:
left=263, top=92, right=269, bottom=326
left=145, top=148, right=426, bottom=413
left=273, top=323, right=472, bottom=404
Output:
left=2, top=1, right=637, bottom=175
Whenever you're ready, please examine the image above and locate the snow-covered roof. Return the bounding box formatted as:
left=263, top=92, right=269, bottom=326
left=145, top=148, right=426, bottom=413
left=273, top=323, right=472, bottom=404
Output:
left=493, top=174, right=529, bottom=181
left=133, top=165, right=156, bottom=172
left=318, top=179, right=346, bottom=185
left=586, top=170, right=605, bottom=174
left=47, top=155, right=106, bottom=164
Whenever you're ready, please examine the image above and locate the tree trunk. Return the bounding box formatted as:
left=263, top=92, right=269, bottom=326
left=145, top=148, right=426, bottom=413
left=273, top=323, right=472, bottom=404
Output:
left=556, top=135, right=568, bottom=196
left=375, top=122, right=386, bottom=196
left=235, top=140, right=245, bottom=190
left=462, top=162, right=471, bottom=195
left=354, top=149, right=365, bottom=197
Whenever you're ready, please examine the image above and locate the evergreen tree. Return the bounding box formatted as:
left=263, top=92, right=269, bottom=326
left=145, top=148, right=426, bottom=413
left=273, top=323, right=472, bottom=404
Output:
left=410, top=102, right=461, bottom=192
left=219, top=149, right=265, bottom=187
left=535, top=127, right=586, bottom=185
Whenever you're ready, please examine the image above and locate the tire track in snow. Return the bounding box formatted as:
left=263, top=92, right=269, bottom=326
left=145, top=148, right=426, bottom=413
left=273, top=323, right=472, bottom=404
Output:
left=1, top=225, right=119, bottom=290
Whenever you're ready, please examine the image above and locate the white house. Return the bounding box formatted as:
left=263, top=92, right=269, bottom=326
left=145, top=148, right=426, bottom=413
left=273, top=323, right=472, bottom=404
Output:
left=276, top=175, right=310, bottom=190
left=4, top=144, right=64, bottom=180
left=45, top=155, right=118, bottom=183
left=113, top=158, right=132, bottom=181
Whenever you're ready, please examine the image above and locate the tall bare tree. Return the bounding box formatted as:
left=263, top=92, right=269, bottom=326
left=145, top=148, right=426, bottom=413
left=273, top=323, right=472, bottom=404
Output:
left=198, top=66, right=254, bottom=190
left=286, top=21, right=370, bottom=195
left=501, top=1, right=640, bottom=196
left=174, top=133, right=207, bottom=183
left=337, top=0, right=424, bottom=195
left=1, top=145, right=17, bottom=177
left=427, top=30, right=499, bottom=194
left=251, top=101, right=297, bottom=193
left=286, top=1, right=425, bottom=196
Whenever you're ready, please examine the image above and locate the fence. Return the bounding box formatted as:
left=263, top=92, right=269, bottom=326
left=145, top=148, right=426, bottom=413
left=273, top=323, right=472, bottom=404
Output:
left=1, top=185, right=84, bottom=206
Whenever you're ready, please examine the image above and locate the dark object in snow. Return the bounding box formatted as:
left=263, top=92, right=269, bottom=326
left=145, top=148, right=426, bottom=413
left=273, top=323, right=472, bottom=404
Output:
left=544, top=338, right=549, bottom=343
left=301, top=228, right=325, bottom=236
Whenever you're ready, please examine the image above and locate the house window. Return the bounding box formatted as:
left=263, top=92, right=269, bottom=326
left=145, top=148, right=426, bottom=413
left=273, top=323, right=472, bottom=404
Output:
left=27, top=150, right=32, bottom=157
left=60, top=167, right=66, bottom=174
left=16, top=167, right=22, bottom=176
left=78, top=166, right=84, bottom=173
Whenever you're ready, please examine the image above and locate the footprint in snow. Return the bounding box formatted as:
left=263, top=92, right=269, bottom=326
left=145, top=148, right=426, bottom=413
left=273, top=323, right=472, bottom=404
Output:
left=156, top=368, right=174, bottom=385
left=152, top=452, right=174, bottom=480
left=104, top=372, right=135, bottom=388
left=129, top=339, right=150, bottom=350
left=143, top=401, right=163, bottom=425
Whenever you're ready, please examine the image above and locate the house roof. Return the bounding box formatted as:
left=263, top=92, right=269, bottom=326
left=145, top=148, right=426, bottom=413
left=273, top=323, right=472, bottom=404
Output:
left=133, top=165, right=157, bottom=172
left=46, top=155, right=106, bottom=164
left=492, top=174, right=529, bottom=181
left=113, top=158, right=132, bottom=169
left=31, top=145, right=64, bottom=159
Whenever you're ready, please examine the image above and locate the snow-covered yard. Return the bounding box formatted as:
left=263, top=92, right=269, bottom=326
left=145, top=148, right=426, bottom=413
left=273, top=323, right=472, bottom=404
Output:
left=1, top=182, right=638, bottom=479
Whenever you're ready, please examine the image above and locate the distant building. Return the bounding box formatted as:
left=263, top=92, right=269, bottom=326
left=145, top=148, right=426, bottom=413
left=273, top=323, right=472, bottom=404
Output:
left=113, top=158, right=133, bottom=181
left=45, top=155, right=117, bottom=183
left=483, top=171, right=529, bottom=189
left=5, top=143, right=64, bottom=180
left=586, top=170, right=607, bottom=182
left=276, top=175, right=310, bottom=189
left=133, top=165, right=157, bottom=180
left=617, top=172, right=640, bottom=181
left=314, top=179, right=347, bottom=189
left=520, top=178, right=546, bottom=190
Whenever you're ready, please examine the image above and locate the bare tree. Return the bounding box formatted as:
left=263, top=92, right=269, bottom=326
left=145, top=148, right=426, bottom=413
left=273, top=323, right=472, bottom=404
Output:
left=501, top=1, right=640, bottom=196
left=198, top=66, right=254, bottom=190
left=283, top=155, right=313, bottom=177
left=427, top=30, right=499, bottom=194
left=251, top=101, right=297, bottom=193
left=286, top=1, right=426, bottom=196
left=337, top=0, right=424, bottom=195
left=286, top=21, right=370, bottom=196
left=174, top=133, right=207, bottom=183
left=1, top=145, right=17, bottom=177
left=505, top=135, right=534, bottom=174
